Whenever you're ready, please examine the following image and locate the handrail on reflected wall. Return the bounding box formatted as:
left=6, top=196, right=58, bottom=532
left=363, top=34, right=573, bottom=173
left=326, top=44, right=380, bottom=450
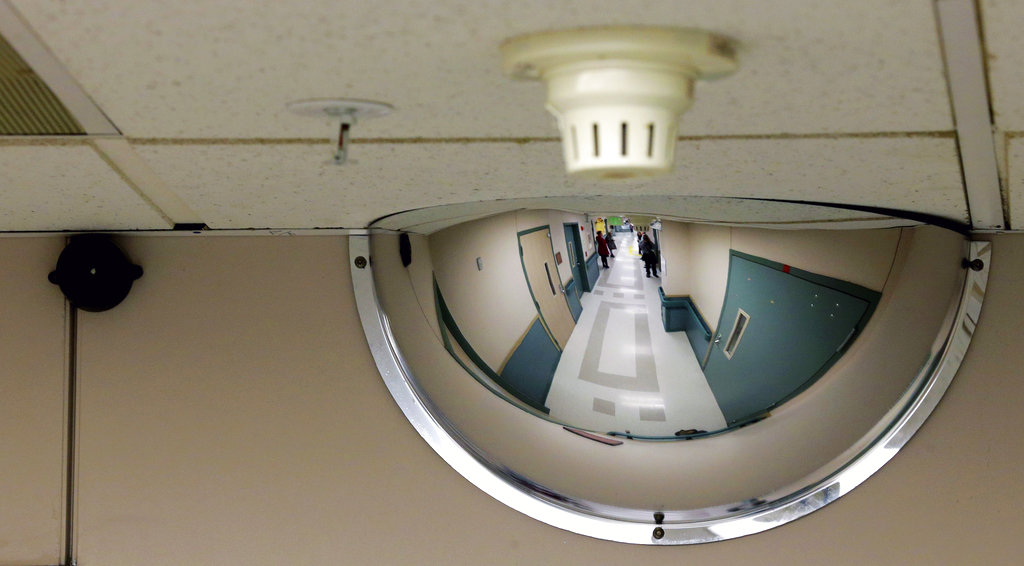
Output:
left=350, top=234, right=989, bottom=545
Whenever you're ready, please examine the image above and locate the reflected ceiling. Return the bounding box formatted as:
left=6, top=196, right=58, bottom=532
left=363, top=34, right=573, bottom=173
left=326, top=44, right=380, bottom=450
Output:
left=372, top=195, right=921, bottom=234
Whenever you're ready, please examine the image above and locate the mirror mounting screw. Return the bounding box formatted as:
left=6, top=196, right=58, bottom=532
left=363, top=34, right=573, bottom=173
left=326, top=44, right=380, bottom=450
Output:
left=354, top=256, right=368, bottom=269
left=962, top=258, right=984, bottom=271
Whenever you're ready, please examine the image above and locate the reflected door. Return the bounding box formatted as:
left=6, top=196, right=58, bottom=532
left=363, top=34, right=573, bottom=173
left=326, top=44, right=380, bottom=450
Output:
left=564, top=223, right=589, bottom=292
left=562, top=224, right=584, bottom=321
left=518, top=228, right=576, bottom=349
left=703, top=254, right=869, bottom=424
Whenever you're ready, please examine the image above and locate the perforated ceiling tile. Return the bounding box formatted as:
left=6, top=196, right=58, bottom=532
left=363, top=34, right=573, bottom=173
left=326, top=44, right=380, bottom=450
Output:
left=1004, top=136, right=1024, bottom=228
left=0, top=143, right=171, bottom=231
left=981, top=0, right=1024, bottom=132
left=12, top=0, right=952, bottom=139
left=661, top=135, right=968, bottom=222
left=133, top=141, right=567, bottom=229
left=133, top=136, right=967, bottom=229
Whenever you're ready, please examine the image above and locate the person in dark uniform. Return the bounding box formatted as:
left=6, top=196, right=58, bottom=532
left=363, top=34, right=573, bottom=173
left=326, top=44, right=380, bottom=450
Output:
left=640, top=234, right=659, bottom=278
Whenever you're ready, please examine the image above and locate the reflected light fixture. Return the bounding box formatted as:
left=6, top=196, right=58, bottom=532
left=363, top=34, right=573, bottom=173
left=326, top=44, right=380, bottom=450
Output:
left=501, top=26, right=738, bottom=179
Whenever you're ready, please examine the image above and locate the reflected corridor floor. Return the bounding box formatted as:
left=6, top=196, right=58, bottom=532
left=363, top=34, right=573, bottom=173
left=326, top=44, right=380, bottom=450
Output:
left=545, top=240, right=727, bottom=436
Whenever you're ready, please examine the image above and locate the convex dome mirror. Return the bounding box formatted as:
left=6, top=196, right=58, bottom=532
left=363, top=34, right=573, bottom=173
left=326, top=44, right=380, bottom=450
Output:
left=352, top=196, right=986, bottom=544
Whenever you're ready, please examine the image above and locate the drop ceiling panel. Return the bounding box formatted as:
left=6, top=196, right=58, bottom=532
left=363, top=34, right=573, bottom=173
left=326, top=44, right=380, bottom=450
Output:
left=11, top=0, right=952, bottom=139
left=135, top=136, right=967, bottom=229
left=1004, top=136, right=1024, bottom=228
left=981, top=0, right=1024, bottom=132
left=0, top=142, right=171, bottom=231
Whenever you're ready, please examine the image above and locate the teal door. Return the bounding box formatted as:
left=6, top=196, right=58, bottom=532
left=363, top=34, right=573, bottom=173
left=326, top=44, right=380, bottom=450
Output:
left=562, top=224, right=585, bottom=320
left=703, top=254, right=870, bottom=425
left=564, top=222, right=589, bottom=292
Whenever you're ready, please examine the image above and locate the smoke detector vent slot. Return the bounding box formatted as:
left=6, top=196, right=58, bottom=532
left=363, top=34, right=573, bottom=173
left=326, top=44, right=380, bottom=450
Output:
left=501, top=26, right=737, bottom=179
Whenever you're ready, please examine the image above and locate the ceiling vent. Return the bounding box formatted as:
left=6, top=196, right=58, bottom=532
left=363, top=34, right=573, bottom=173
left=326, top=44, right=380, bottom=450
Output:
left=501, top=26, right=737, bottom=179
left=0, top=34, right=83, bottom=135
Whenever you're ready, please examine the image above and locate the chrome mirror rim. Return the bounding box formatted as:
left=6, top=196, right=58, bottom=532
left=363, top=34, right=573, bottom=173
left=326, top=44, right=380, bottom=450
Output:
left=351, top=234, right=988, bottom=544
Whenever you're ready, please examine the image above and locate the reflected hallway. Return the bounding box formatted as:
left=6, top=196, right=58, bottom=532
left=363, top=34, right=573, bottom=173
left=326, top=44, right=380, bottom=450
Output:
left=545, top=236, right=728, bottom=436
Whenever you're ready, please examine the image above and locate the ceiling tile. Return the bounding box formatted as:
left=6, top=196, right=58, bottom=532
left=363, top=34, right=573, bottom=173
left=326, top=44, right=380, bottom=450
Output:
left=981, top=0, right=1024, bottom=132
left=133, top=136, right=967, bottom=229
left=1004, top=136, right=1024, bottom=228
left=0, top=142, right=171, bottom=231
left=12, top=0, right=952, bottom=139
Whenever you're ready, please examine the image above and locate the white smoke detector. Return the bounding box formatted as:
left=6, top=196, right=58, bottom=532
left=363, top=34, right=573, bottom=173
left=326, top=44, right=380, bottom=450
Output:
left=501, top=26, right=737, bottom=179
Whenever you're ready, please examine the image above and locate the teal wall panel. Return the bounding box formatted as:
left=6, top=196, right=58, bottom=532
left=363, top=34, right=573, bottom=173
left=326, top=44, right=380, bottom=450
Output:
left=434, top=280, right=551, bottom=414
left=564, top=278, right=582, bottom=321
left=499, top=318, right=561, bottom=408
left=659, top=288, right=712, bottom=363
left=659, top=290, right=689, bottom=332
left=585, top=254, right=599, bottom=290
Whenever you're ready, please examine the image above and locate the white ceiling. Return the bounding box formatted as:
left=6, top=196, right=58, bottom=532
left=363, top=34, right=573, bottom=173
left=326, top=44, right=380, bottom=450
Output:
left=0, top=0, right=1019, bottom=232
left=0, top=140, right=170, bottom=230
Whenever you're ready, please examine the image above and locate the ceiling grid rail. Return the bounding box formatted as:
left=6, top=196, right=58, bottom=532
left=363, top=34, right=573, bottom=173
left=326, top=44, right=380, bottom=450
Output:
left=935, top=0, right=1006, bottom=230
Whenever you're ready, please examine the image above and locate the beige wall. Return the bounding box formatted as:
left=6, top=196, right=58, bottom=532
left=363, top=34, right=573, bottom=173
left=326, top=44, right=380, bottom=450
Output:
left=429, top=209, right=587, bottom=370
left=429, top=212, right=536, bottom=370
left=659, top=220, right=690, bottom=297
left=686, top=224, right=732, bottom=330
left=675, top=223, right=732, bottom=330
left=730, top=226, right=900, bottom=291
left=370, top=233, right=441, bottom=339
left=0, top=237, right=67, bottom=566
left=2, top=234, right=1023, bottom=565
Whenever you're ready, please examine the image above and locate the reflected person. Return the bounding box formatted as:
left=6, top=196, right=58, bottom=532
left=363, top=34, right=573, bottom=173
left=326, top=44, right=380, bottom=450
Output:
left=596, top=231, right=610, bottom=268
left=641, top=234, right=659, bottom=278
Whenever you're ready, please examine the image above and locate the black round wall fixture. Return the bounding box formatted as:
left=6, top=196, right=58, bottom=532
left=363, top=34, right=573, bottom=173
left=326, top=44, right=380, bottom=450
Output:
left=48, top=235, right=143, bottom=312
